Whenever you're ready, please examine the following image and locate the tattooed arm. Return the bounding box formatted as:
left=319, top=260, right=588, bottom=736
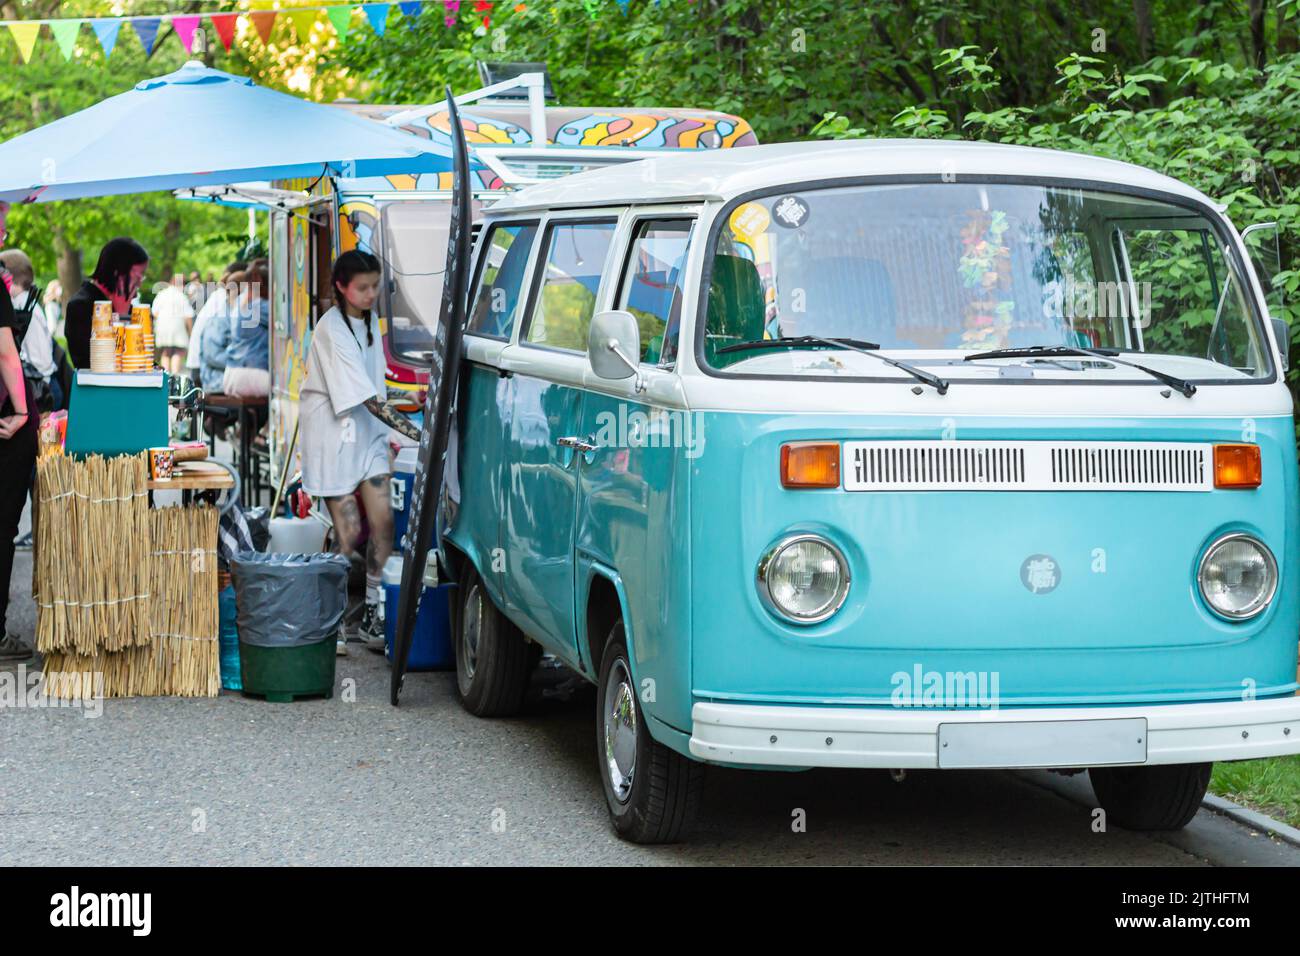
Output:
left=363, top=398, right=421, bottom=441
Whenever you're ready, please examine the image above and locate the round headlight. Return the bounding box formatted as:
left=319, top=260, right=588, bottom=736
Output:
left=1198, top=533, right=1277, bottom=620
left=757, top=534, right=850, bottom=624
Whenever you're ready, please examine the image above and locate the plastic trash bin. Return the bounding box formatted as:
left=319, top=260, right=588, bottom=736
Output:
left=231, top=551, right=350, bottom=701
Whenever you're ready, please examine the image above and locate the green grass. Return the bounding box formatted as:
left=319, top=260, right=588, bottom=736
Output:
left=1210, top=755, right=1300, bottom=828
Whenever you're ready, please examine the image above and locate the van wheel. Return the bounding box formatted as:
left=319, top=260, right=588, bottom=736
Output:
left=454, top=564, right=536, bottom=717
left=596, top=624, right=704, bottom=844
left=1089, top=762, right=1212, bottom=830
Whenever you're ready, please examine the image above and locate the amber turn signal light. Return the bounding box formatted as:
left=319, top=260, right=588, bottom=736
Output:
left=781, top=442, right=841, bottom=489
left=1214, top=444, right=1262, bottom=489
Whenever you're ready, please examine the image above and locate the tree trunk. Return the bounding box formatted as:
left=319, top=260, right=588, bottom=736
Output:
left=1133, top=0, right=1155, bottom=61
left=52, top=227, right=82, bottom=305
left=1248, top=0, right=1267, bottom=68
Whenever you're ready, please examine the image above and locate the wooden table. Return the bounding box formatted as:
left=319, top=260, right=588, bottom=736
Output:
left=148, top=460, right=235, bottom=492
left=202, top=393, right=268, bottom=505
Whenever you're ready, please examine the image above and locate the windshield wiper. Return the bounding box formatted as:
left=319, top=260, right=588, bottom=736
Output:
left=964, top=345, right=1196, bottom=398
left=718, top=335, right=949, bottom=394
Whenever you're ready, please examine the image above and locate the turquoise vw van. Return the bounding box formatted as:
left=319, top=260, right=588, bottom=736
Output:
left=441, top=140, right=1300, bottom=843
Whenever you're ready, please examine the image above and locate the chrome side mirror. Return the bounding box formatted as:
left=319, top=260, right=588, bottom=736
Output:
left=588, top=309, right=645, bottom=392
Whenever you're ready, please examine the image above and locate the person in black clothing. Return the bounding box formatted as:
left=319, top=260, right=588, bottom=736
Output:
left=64, top=237, right=149, bottom=369
left=0, top=201, right=38, bottom=661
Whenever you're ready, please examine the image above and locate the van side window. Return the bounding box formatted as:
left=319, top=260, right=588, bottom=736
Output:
left=466, top=222, right=538, bottom=339
left=617, top=219, right=694, bottom=366
left=525, top=220, right=617, bottom=351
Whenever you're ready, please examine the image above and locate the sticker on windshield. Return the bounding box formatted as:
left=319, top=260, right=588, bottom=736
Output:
left=771, top=195, right=810, bottom=229
left=729, top=202, right=771, bottom=243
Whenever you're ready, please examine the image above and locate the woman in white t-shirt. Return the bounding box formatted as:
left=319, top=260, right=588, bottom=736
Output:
left=300, top=250, right=420, bottom=655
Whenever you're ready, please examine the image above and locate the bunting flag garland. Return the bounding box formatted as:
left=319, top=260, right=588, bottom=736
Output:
left=1, top=1, right=675, bottom=64
left=211, top=12, right=239, bottom=51
left=326, top=5, right=354, bottom=40
left=172, top=14, right=202, bottom=53
left=91, top=18, right=121, bottom=58
left=248, top=10, right=278, bottom=44
left=288, top=9, right=318, bottom=41
left=131, top=16, right=163, bottom=56
left=363, top=3, right=391, bottom=36
left=49, top=19, right=81, bottom=60
left=7, top=21, right=40, bottom=63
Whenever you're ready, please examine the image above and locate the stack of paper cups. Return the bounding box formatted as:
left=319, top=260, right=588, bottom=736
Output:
left=89, top=337, right=117, bottom=373
left=91, top=301, right=113, bottom=337
left=132, top=305, right=155, bottom=358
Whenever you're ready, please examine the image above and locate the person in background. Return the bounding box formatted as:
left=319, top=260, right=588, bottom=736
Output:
left=0, top=250, right=56, bottom=552
left=187, top=260, right=245, bottom=389
left=222, top=260, right=270, bottom=399
left=42, top=279, right=63, bottom=338
left=0, top=202, right=38, bottom=661
left=198, top=268, right=246, bottom=392
left=64, top=238, right=149, bottom=369
left=0, top=250, right=58, bottom=413
left=299, top=250, right=419, bottom=655
left=152, top=273, right=194, bottom=375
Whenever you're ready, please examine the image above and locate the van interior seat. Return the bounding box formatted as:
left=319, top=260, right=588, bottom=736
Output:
left=706, top=254, right=766, bottom=366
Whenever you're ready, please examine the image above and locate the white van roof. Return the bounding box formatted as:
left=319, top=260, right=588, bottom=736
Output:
left=484, top=139, right=1218, bottom=214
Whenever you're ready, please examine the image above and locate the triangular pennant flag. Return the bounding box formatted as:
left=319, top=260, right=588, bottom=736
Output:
left=91, top=18, right=121, bottom=57
left=400, top=1, right=424, bottom=26
left=363, top=3, right=391, bottom=35
left=210, top=13, right=239, bottom=51
left=326, top=6, right=353, bottom=40
left=173, top=15, right=202, bottom=52
left=50, top=19, right=83, bottom=60
left=616, top=0, right=629, bottom=13
left=249, top=10, right=278, bottom=43
left=131, top=17, right=163, bottom=56
left=7, top=22, right=40, bottom=63
left=288, top=9, right=318, bottom=41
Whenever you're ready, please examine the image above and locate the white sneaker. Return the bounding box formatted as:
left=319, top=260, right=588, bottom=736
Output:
left=336, top=636, right=348, bottom=657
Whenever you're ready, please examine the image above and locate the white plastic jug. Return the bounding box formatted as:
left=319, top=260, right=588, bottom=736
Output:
left=268, top=516, right=327, bottom=554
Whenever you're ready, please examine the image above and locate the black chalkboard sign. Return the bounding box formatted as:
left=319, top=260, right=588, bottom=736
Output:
left=391, top=89, right=473, bottom=706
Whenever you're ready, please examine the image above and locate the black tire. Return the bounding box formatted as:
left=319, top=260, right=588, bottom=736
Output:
left=1089, top=762, right=1212, bottom=831
left=453, top=563, right=537, bottom=717
left=596, top=624, right=704, bottom=844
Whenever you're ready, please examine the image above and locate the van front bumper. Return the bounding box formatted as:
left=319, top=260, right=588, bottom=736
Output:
left=688, top=697, right=1300, bottom=769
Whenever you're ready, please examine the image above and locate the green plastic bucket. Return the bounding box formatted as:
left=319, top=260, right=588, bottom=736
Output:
left=238, top=639, right=336, bottom=702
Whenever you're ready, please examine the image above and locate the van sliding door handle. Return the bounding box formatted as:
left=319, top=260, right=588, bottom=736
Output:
left=557, top=436, right=597, bottom=453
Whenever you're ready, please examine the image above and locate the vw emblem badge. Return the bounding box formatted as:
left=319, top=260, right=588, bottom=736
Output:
left=1021, top=554, right=1060, bottom=594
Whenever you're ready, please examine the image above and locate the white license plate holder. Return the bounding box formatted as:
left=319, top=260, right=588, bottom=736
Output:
left=937, top=717, right=1148, bottom=769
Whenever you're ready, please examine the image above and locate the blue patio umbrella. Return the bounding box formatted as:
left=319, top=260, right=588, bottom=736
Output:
left=0, top=61, right=446, bottom=205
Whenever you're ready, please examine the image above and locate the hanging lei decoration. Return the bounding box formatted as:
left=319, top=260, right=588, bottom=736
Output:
left=957, top=209, right=1015, bottom=350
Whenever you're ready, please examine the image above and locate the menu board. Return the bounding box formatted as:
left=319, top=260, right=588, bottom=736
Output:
left=390, top=90, right=473, bottom=705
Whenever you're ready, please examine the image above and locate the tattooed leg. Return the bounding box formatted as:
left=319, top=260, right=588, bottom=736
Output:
left=325, top=493, right=363, bottom=557
left=358, top=475, right=395, bottom=579
left=363, top=398, right=421, bottom=441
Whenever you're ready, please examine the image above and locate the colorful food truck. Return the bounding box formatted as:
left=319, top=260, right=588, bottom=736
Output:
left=441, top=139, right=1300, bottom=843
left=265, top=81, right=756, bottom=480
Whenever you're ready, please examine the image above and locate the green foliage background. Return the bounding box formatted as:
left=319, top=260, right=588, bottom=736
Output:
left=5, top=0, right=1300, bottom=337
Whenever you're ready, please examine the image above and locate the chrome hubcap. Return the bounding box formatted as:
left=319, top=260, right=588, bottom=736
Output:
left=603, top=659, right=637, bottom=803
left=461, top=585, right=481, bottom=682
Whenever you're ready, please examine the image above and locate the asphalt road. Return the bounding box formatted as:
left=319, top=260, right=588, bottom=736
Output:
left=2, top=547, right=1297, bottom=866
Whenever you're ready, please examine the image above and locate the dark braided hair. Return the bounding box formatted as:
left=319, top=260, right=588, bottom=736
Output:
left=331, top=249, right=381, bottom=346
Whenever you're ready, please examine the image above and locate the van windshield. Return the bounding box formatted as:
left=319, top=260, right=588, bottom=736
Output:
left=702, top=182, right=1270, bottom=382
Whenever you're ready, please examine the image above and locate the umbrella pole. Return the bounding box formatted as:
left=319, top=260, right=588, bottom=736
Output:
left=271, top=417, right=300, bottom=518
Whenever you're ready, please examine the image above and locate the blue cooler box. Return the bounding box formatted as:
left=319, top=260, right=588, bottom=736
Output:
left=382, top=555, right=455, bottom=671
left=390, top=445, right=418, bottom=550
